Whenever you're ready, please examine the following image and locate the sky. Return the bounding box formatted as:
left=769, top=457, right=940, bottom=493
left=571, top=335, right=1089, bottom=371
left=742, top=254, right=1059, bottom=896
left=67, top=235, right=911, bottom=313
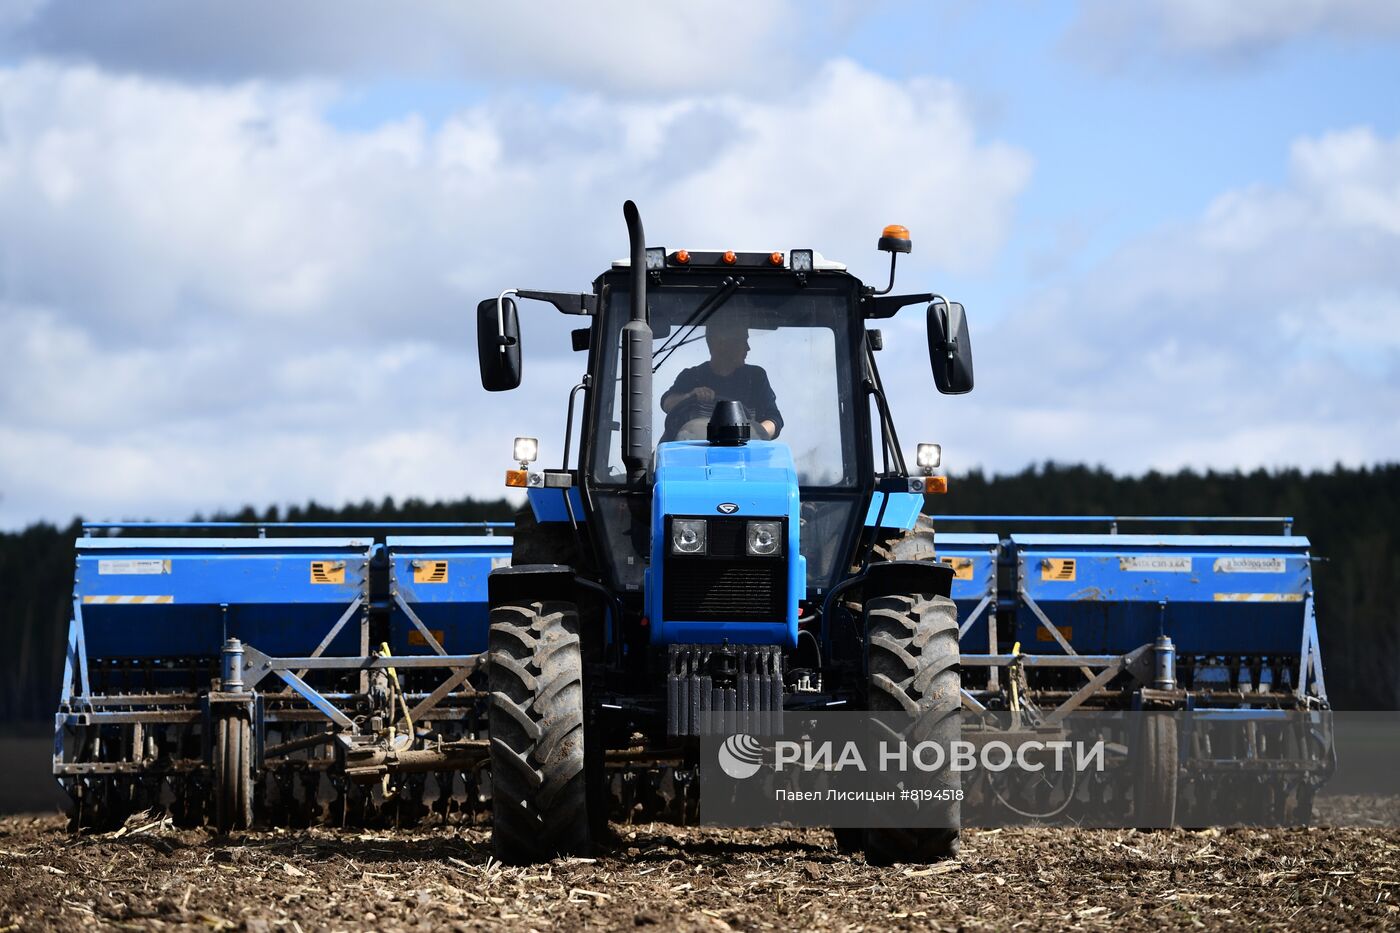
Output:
left=0, top=0, right=1398, bottom=528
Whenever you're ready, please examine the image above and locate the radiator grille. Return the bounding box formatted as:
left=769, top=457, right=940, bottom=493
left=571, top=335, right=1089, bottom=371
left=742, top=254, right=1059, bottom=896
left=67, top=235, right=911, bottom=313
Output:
left=663, top=559, right=786, bottom=622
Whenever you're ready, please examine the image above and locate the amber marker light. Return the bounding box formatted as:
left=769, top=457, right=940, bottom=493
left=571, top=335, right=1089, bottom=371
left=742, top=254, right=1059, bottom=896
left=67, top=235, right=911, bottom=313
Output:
left=878, top=224, right=912, bottom=254
left=769, top=251, right=784, bottom=266
left=926, top=476, right=949, bottom=494
left=674, top=249, right=690, bottom=264
left=722, top=250, right=737, bottom=265
left=505, top=469, right=528, bottom=488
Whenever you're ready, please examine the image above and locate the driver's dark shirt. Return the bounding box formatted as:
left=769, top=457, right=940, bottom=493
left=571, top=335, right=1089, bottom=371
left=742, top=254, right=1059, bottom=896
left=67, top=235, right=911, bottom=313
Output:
left=662, top=362, right=783, bottom=440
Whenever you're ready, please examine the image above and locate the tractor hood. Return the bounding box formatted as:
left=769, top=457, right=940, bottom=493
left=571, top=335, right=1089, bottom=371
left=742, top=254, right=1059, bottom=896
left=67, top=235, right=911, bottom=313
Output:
left=646, top=439, right=804, bottom=647
left=651, top=439, right=801, bottom=523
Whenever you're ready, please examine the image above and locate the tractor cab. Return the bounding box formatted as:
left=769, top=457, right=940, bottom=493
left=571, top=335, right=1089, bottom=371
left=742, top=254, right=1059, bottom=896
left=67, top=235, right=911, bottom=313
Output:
left=588, top=264, right=867, bottom=632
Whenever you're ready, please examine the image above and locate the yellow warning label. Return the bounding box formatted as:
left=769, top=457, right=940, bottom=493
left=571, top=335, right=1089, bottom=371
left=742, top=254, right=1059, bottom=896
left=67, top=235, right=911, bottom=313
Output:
left=1041, top=558, right=1077, bottom=582
left=1213, top=593, right=1304, bottom=602
left=310, top=561, right=346, bottom=584
left=413, top=560, right=449, bottom=584
left=408, top=629, right=446, bottom=648
left=1036, top=625, right=1073, bottom=643
left=941, top=557, right=975, bottom=581
left=82, top=595, right=174, bottom=605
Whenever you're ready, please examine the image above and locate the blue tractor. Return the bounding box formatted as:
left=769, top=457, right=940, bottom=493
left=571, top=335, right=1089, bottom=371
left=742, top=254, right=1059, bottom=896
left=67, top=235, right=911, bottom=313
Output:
left=476, top=201, right=973, bottom=863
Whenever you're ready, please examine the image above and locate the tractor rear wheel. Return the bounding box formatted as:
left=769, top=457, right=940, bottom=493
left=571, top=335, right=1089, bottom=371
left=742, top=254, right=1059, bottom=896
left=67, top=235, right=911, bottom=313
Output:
left=863, top=594, right=962, bottom=865
left=213, top=706, right=253, bottom=833
left=488, top=600, right=592, bottom=863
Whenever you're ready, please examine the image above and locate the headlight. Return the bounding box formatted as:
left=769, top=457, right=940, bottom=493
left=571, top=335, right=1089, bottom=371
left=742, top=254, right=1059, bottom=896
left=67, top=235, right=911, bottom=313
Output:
left=671, top=518, right=708, bottom=555
left=746, top=521, right=783, bottom=557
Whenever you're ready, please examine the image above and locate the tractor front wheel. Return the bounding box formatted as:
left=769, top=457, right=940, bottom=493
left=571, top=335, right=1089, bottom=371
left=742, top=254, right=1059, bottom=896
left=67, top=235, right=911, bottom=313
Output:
left=488, top=600, right=592, bottom=863
left=863, top=593, right=962, bottom=865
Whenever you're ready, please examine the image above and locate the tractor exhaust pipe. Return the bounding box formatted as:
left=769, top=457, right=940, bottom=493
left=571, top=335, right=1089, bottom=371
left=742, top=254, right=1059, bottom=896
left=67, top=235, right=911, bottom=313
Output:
left=621, top=200, right=654, bottom=482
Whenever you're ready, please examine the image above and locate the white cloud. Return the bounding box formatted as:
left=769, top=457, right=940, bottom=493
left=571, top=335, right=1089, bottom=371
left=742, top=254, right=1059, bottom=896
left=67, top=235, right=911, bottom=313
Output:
left=1, top=0, right=828, bottom=95
left=1065, top=0, right=1400, bottom=70
left=877, top=125, right=1400, bottom=479
left=0, top=60, right=1031, bottom=526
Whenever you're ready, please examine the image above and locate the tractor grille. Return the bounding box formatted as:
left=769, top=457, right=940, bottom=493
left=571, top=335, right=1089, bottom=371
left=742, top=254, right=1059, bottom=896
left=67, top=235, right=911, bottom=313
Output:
left=663, top=560, right=786, bottom=622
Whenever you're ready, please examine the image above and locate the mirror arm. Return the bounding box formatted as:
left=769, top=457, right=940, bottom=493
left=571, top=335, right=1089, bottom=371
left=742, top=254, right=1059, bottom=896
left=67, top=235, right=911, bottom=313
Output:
left=516, top=289, right=597, bottom=315
left=864, top=292, right=934, bottom=319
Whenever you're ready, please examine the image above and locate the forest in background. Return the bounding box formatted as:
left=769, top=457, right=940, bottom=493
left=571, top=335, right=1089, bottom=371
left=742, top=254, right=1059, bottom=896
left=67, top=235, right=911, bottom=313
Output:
left=1, top=462, right=1395, bottom=721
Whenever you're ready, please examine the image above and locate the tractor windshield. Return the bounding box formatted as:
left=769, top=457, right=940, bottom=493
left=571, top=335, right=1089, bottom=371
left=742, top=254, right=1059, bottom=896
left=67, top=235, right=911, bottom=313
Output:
left=592, top=286, right=860, bottom=487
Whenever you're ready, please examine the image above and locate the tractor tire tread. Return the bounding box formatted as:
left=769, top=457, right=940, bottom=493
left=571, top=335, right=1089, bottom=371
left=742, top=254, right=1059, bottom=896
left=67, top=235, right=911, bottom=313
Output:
left=488, top=600, right=590, bottom=864
left=863, top=594, right=961, bottom=865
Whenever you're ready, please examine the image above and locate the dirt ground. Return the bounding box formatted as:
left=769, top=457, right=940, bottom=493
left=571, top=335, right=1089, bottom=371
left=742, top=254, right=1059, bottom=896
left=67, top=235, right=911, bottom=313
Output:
left=0, top=810, right=1396, bottom=932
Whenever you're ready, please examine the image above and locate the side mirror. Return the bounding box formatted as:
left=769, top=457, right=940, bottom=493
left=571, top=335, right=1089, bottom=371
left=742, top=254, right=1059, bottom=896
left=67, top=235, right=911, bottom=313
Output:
left=477, top=296, right=522, bottom=391
left=926, top=299, right=974, bottom=394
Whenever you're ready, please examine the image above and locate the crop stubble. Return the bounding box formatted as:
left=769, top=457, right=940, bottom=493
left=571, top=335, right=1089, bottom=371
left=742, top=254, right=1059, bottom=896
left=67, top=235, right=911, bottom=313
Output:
left=0, top=810, right=1396, bottom=931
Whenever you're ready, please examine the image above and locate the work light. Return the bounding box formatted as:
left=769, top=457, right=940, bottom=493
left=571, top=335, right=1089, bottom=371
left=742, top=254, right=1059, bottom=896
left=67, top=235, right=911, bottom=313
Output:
left=789, top=249, right=814, bottom=272
left=513, top=436, right=538, bottom=466
left=916, top=443, right=941, bottom=473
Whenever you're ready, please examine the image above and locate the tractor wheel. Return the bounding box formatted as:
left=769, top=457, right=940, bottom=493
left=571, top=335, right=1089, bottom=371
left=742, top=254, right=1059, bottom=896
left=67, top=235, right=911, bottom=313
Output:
left=1134, top=712, right=1179, bottom=828
left=872, top=513, right=938, bottom=562
left=488, top=600, right=592, bottom=863
left=213, top=707, right=253, bottom=833
left=863, top=594, right=962, bottom=865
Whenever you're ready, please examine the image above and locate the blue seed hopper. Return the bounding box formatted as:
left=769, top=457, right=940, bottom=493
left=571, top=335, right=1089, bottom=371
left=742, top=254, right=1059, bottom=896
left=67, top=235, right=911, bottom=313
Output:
left=938, top=516, right=1327, bottom=710
left=73, top=536, right=372, bottom=663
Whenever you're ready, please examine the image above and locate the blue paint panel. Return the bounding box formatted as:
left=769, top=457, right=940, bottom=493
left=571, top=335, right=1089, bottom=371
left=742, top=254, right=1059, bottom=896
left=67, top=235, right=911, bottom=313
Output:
left=528, top=486, right=586, bottom=523
left=1011, top=534, right=1312, bottom=655
left=74, top=537, right=371, bottom=659
left=864, top=492, right=922, bottom=530
left=385, top=535, right=512, bottom=655
left=647, top=440, right=803, bottom=647
left=936, top=533, right=1000, bottom=648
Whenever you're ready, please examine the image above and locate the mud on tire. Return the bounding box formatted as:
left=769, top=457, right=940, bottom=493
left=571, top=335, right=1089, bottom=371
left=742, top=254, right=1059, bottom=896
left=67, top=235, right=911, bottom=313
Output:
left=863, top=593, right=961, bottom=865
left=488, top=600, right=591, bottom=863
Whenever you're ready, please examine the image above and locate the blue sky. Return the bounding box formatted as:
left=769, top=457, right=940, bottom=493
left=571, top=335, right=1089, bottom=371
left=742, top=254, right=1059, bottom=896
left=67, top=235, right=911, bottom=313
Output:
left=0, top=1, right=1397, bottom=527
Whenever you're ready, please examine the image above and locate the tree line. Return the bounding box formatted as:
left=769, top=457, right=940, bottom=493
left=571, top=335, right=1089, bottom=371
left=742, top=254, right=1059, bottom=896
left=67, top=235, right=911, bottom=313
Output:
left=0, top=463, right=1395, bottom=722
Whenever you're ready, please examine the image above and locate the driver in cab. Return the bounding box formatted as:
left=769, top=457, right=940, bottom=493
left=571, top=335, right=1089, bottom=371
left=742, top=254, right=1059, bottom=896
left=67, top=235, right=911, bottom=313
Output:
left=660, top=315, right=783, bottom=442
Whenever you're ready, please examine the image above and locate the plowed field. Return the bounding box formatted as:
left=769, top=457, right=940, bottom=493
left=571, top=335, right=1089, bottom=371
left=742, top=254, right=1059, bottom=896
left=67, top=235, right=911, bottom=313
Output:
left=1, top=812, right=1396, bottom=931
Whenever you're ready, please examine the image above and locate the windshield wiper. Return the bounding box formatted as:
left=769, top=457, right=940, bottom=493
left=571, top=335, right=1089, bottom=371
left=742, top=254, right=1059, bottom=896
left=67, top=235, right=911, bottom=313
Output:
left=651, top=275, right=744, bottom=373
